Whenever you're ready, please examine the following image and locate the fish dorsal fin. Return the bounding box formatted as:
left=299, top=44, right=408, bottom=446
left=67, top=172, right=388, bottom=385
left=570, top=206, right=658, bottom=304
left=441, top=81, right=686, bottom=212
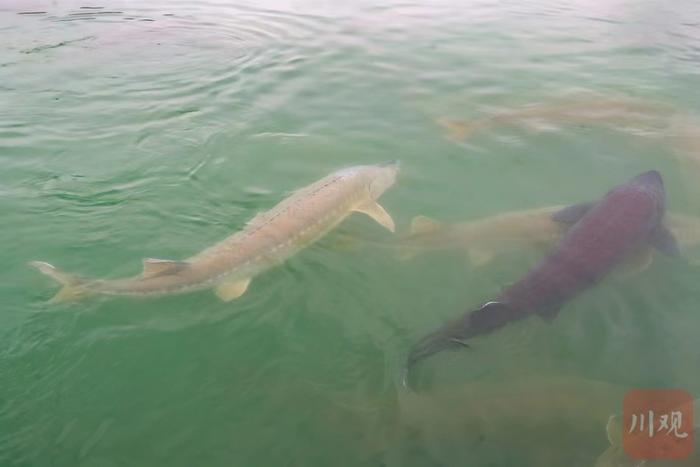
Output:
left=551, top=202, right=597, bottom=225
left=649, top=223, right=681, bottom=257
left=409, top=215, right=445, bottom=235
left=354, top=201, right=395, bottom=233
left=142, top=258, right=189, bottom=278
left=215, top=277, right=251, bottom=301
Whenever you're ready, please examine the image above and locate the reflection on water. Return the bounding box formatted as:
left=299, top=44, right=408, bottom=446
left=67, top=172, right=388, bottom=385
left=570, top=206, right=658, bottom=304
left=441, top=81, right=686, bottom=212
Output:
left=2, top=0, right=700, bottom=466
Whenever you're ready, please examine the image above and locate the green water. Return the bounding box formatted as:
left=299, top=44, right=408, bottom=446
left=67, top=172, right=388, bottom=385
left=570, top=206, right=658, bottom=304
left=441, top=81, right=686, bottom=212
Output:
left=3, top=1, right=700, bottom=466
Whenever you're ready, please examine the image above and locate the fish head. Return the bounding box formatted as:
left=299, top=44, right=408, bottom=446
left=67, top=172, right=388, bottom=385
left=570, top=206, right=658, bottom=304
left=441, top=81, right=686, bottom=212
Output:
left=633, top=170, right=665, bottom=204
left=607, top=170, right=666, bottom=218
left=632, top=169, right=663, bottom=189
left=623, top=170, right=665, bottom=200
left=365, top=160, right=399, bottom=199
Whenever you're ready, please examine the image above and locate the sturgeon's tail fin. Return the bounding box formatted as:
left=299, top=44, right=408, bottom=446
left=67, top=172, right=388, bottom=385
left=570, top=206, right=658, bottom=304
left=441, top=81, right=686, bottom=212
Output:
left=404, top=301, right=517, bottom=389
left=29, top=261, right=90, bottom=302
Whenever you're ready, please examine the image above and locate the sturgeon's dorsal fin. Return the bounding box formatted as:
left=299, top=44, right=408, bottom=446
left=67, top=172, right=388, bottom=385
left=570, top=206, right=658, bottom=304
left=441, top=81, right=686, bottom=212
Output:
left=354, top=201, right=395, bottom=233
left=215, top=277, right=251, bottom=301
left=142, top=258, right=189, bottom=278
left=551, top=202, right=596, bottom=225
left=410, top=215, right=445, bottom=235
left=649, top=224, right=681, bottom=257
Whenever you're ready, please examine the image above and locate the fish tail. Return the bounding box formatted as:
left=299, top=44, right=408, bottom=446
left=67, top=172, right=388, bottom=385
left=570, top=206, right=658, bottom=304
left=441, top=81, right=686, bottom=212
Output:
left=28, top=261, right=90, bottom=302
left=405, top=301, right=515, bottom=383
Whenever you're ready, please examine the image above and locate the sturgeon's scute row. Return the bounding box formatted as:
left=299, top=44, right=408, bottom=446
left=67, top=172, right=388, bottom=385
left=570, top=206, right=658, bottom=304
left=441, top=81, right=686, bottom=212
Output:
left=31, top=162, right=399, bottom=302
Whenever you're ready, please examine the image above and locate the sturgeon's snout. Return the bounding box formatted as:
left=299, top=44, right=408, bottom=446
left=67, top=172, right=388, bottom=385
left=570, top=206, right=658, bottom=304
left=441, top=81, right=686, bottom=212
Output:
left=633, top=170, right=663, bottom=187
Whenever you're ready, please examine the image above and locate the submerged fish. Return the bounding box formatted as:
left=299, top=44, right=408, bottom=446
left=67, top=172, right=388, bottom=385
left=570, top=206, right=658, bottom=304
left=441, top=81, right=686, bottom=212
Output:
left=399, top=206, right=567, bottom=265
left=31, top=162, right=399, bottom=302
left=439, top=97, right=671, bottom=141
left=390, top=377, right=627, bottom=467
left=407, top=171, right=680, bottom=371
left=400, top=207, right=700, bottom=267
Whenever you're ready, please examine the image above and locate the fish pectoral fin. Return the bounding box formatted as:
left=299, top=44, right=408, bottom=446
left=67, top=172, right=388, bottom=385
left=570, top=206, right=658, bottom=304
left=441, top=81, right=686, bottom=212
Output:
left=409, top=215, right=445, bottom=235
left=354, top=201, right=395, bottom=233
left=142, top=258, right=189, bottom=278
left=551, top=202, right=597, bottom=225
left=467, top=248, right=494, bottom=267
left=613, top=247, right=654, bottom=279
left=649, top=223, right=681, bottom=257
left=215, top=277, right=251, bottom=302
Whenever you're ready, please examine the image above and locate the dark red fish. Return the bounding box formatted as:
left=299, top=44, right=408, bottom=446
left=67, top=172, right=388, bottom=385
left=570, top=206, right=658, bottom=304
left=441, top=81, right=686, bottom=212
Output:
left=407, top=171, right=679, bottom=371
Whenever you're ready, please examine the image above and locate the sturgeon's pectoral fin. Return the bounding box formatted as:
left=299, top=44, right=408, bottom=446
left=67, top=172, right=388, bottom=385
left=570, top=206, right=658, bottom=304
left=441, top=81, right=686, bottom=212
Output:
left=468, top=248, right=494, bottom=267
left=538, top=305, right=561, bottom=323
left=215, top=277, right=251, bottom=302
left=354, top=201, right=395, bottom=233
left=142, top=258, right=189, bottom=278
left=551, top=202, right=596, bottom=225
left=649, top=224, right=681, bottom=257
left=614, top=247, right=654, bottom=279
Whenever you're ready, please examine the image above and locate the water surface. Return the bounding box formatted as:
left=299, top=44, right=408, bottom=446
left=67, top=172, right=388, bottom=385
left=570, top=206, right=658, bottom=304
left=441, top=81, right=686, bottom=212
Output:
left=2, top=1, right=700, bottom=465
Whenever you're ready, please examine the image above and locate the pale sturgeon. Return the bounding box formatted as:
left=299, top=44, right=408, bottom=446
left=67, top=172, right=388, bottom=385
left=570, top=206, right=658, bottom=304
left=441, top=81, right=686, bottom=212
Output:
left=31, top=162, right=399, bottom=302
left=399, top=206, right=700, bottom=267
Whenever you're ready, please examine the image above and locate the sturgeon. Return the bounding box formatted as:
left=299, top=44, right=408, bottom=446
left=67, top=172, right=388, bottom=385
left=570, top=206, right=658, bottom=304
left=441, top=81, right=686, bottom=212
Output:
left=31, top=162, right=399, bottom=302
left=438, top=96, right=671, bottom=141
left=400, top=207, right=700, bottom=267
left=398, top=206, right=567, bottom=265
left=407, top=171, right=680, bottom=371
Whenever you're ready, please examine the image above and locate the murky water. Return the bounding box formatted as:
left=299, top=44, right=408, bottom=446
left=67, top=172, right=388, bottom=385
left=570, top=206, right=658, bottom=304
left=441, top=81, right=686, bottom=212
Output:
left=2, top=1, right=700, bottom=466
